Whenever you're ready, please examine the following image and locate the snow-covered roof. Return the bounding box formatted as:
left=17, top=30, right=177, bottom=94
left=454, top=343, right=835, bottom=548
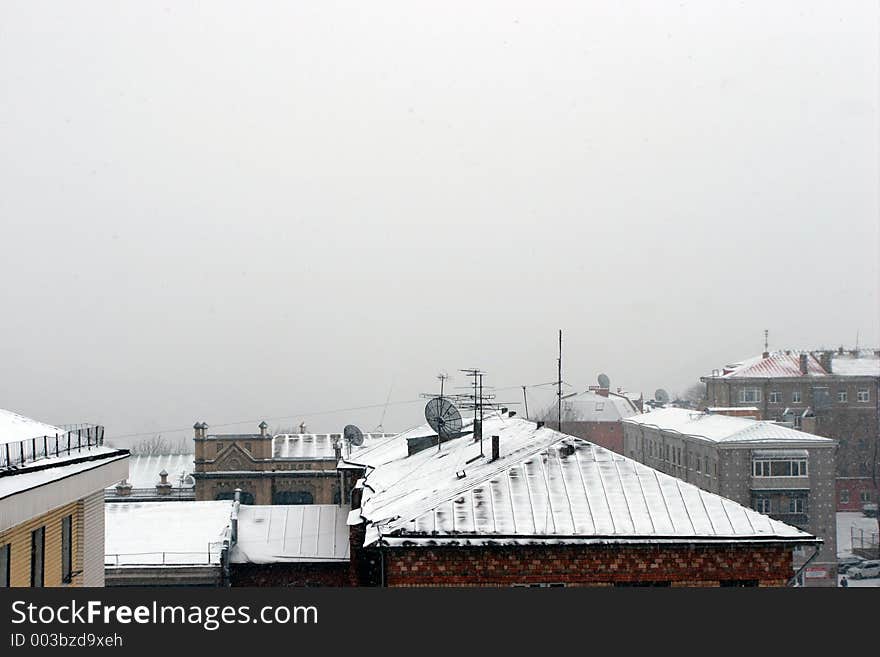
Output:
left=624, top=408, right=836, bottom=446
left=104, top=501, right=231, bottom=566
left=354, top=412, right=817, bottom=548
left=0, top=408, right=64, bottom=446
left=106, top=453, right=194, bottom=490
left=831, top=351, right=880, bottom=377
left=229, top=505, right=350, bottom=564
left=272, top=432, right=395, bottom=460
left=710, top=352, right=828, bottom=379
left=562, top=391, right=640, bottom=423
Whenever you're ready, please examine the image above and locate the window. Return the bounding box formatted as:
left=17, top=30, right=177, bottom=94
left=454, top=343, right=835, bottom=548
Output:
left=789, top=496, right=805, bottom=514
left=792, top=390, right=802, bottom=403
left=754, top=497, right=771, bottom=514
left=273, top=490, right=314, bottom=505
left=838, top=390, right=848, bottom=403
left=31, top=527, right=45, bottom=587
left=840, top=490, right=850, bottom=504
left=769, top=391, right=781, bottom=404
left=858, top=388, right=870, bottom=402
left=62, top=515, right=72, bottom=584
left=739, top=388, right=761, bottom=403
left=0, top=544, right=9, bottom=588
left=861, top=491, right=873, bottom=503
left=696, top=457, right=702, bottom=473
left=753, top=458, right=808, bottom=477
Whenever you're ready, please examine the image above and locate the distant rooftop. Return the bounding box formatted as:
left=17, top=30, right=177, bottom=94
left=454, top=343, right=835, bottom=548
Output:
left=624, top=407, right=836, bottom=445
left=106, top=453, right=194, bottom=490
left=273, top=432, right=396, bottom=460
left=831, top=350, right=880, bottom=377
left=229, top=505, right=349, bottom=564
left=705, top=348, right=880, bottom=379
left=561, top=390, right=640, bottom=422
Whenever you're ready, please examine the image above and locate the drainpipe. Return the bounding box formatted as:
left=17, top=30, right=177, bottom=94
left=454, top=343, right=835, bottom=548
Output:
left=787, top=543, right=821, bottom=587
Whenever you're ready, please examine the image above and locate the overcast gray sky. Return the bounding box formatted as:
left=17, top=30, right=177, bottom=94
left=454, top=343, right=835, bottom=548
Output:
left=1, top=1, right=877, bottom=447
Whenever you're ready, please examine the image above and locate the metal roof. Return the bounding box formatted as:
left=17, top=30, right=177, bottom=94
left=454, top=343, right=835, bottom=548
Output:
left=273, top=432, right=395, bottom=460
left=229, top=504, right=350, bottom=564
left=0, top=407, right=64, bottom=446
left=355, top=413, right=817, bottom=547
left=106, top=453, right=194, bottom=490
left=623, top=408, right=836, bottom=445
left=712, top=352, right=828, bottom=379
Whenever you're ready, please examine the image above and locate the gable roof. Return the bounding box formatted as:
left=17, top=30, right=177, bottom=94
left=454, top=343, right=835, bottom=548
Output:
left=353, top=412, right=817, bottom=548
left=711, top=352, right=828, bottom=379
left=623, top=408, right=836, bottom=445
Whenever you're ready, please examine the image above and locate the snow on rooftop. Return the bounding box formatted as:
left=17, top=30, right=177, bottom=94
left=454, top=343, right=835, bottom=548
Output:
left=562, top=390, right=640, bottom=422
left=712, top=352, right=828, bottom=379
left=105, top=501, right=231, bottom=566
left=355, top=413, right=816, bottom=548
left=106, top=453, right=194, bottom=490
left=272, top=432, right=395, bottom=459
left=831, top=352, right=880, bottom=377
left=0, top=448, right=128, bottom=502
left=0, top=408, right=65, bottom=446
left=229, top=505, right=350, bottom=564
left=624, top=407, right=836, bottom=445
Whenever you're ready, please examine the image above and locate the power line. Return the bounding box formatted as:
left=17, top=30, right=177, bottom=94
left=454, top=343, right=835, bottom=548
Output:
left=104, top=379, right=567, bottom=442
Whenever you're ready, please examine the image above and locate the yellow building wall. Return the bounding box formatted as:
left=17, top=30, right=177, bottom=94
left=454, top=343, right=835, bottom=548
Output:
left=0, top=500, right=83, bottom=588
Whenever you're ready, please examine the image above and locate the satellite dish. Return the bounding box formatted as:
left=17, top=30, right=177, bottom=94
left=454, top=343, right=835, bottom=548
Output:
left=655, top=389, right=670, bottom=404
left=343, top=424, right=365, bottom=447
left=424, top=397, right=462, bottom=440
left=597, top=373, right=610, bottom=389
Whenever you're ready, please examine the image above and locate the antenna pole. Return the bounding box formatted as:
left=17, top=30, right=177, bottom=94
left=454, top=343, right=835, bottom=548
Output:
left=438, top=373, right=447, bottom=452
left=764, top=329, right=769, bottom=353
left=557, top=329, right=563, bottom=433
left=522, top=385, right=530, bottom=420
left=478, top=372, right=484, bottom=457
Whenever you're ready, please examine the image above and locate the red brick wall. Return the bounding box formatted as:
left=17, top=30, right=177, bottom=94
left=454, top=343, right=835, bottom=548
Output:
left=836, top=478, right=876, bottom=512
left=371, top=544, right=793, bottom=587
left=230, top=562, right=349, bottom=587
left=547, top=421, right=625, bottom=455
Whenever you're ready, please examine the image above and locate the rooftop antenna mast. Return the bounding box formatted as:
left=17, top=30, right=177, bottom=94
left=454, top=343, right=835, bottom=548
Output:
left=522, top=386, right=530, bottom=420
left=460, top=368, right=487, bottom=456
left=764, top=329, right=769, bottom=354
left=437, top=372, right=447, bottom=451
left=557, top=329, right=563, bottom=433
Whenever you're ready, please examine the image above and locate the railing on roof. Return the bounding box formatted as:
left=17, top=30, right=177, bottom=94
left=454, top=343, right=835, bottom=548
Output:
left=104, top=543, right=223, bottom=567
left=0, top=425, right=104, bottom=471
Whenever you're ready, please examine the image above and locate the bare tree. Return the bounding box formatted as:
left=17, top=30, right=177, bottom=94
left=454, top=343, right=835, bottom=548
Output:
left=680, top=383, right=706, bottom=407
left=129, top=434, right=192, bottom=455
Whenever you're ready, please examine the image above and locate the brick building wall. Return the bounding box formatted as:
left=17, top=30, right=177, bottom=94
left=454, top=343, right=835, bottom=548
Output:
left=552, top=421, right=625, bottom=455
left=353, top=543, right=794, bottom=587
left=229, top=562, right=348, bottom=587
left=836, top=478, right=877, bottom=512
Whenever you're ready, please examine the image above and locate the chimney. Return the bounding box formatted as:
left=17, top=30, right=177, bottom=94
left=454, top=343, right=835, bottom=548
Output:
left=473, top=418, right=482, bottom=443
left=838, top=346, right=845, bottom=355
left=491, top=435, right=500, bottom=461
left=799, top=353, right=808, bottom=375
left=333, top=440, right=342, bottom=461
left=299, top=422, right=307, bottom=434
left=536, top=421, right=545, bottom=429
left=598, top=388, right=609, bottom=398
left=819, top=351, right=832, bottom=373
left=508, top=411, right=516, bottom=418
left=500, top=407, right=508, bottom=414
left=259, top=421, right=268, bottom=437
left=762, top=351, right=770, bottom=359
left=115, top=479, right=132, bottom=497
left=156, top=469, right=172, bottom=496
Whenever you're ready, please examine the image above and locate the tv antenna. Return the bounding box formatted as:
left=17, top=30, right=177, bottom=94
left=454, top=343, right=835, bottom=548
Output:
left=422, top=372, right=462, bottom=451
left=557, top=330, right=563, bottom=433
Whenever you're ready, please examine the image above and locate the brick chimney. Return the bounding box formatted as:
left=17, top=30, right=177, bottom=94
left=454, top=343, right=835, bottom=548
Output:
left=819, top=351, right=832, bottom=373
left=259, top=421, right=268, bottom=437
left=156, top=469, right=172, bottom=496
left=115, top=479, right=132, bottom=497
left=799, top=353, right=808, bottom=375
left=491, top=435, right=500, bottom=461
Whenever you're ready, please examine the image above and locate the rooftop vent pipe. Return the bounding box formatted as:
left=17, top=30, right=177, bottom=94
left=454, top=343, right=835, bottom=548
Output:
left=491, top=435, right=500, bottom=462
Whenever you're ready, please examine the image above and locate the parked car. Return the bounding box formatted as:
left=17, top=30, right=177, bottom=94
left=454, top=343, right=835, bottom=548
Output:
left=862, top=502, right=878, bottom=518
left=849, top=560, right=880, bottom=579
left=837, top=556, right=865, bottom=574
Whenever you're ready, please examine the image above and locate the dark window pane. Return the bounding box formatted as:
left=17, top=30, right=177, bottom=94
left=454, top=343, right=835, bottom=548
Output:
left=62, top=516, right=72, bottom=583
left=0, top=544, right=9, bottom=588
left=31, top=527, right=44, bottom=587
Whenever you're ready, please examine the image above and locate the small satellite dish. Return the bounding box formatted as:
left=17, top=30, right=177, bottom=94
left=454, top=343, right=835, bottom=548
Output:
left=424, top=397, right=462, bottom=440
left=655, top=388, right=670, bottom=404
left=343, top=424, right=365, bottom=447
left=598, top=373, right=610, bottom=389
